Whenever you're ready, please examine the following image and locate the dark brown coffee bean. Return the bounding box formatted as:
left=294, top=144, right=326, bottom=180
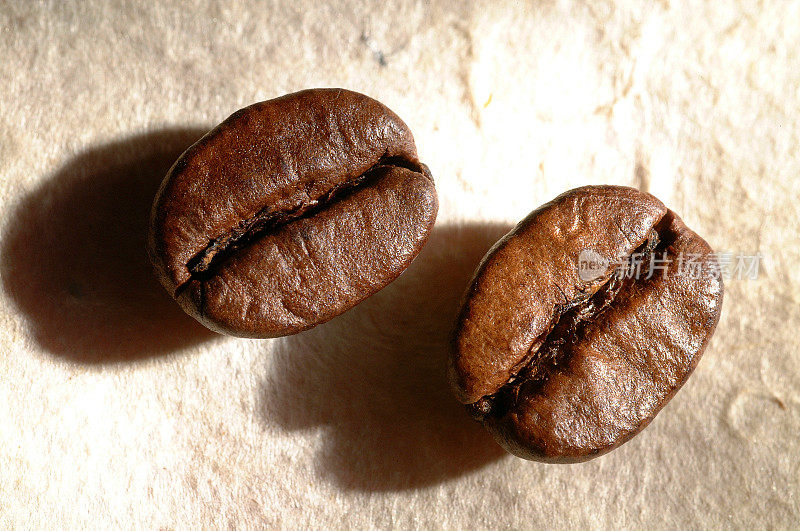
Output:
left=449, top=185, right=723, bottom=462
left=148, top=89, right=438, bottom=337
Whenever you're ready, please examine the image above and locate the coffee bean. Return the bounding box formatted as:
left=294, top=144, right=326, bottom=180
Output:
left=449, top=185, right=723, bottom=462
left=148, top=89, right=438, bottom=337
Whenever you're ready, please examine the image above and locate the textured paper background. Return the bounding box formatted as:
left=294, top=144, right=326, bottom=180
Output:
left=1, top=1, right=798, bottom=528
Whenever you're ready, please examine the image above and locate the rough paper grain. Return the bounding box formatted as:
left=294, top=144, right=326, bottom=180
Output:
left=0, top=1, right=798, bottom=528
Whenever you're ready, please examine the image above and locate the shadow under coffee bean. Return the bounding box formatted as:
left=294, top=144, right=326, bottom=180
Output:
left=450, top=185, right=724, bottom=463
left=262, top=222, right=511, bottom=491
left=1, top=129, right=217, bottom=363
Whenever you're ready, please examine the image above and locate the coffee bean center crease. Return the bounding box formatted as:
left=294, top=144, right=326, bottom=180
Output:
left=468, top=226, right=665, bottom=421
left=178, top=154, right=426, bottom=294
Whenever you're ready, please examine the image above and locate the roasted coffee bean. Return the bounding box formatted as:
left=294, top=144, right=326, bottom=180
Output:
left=449, top=185, right=723, bottom=462
left=148, top=89, right=438, bottom=337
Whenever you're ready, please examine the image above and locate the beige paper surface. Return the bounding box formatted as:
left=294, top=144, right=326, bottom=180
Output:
left=1, top=1, right=797, bottom=528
